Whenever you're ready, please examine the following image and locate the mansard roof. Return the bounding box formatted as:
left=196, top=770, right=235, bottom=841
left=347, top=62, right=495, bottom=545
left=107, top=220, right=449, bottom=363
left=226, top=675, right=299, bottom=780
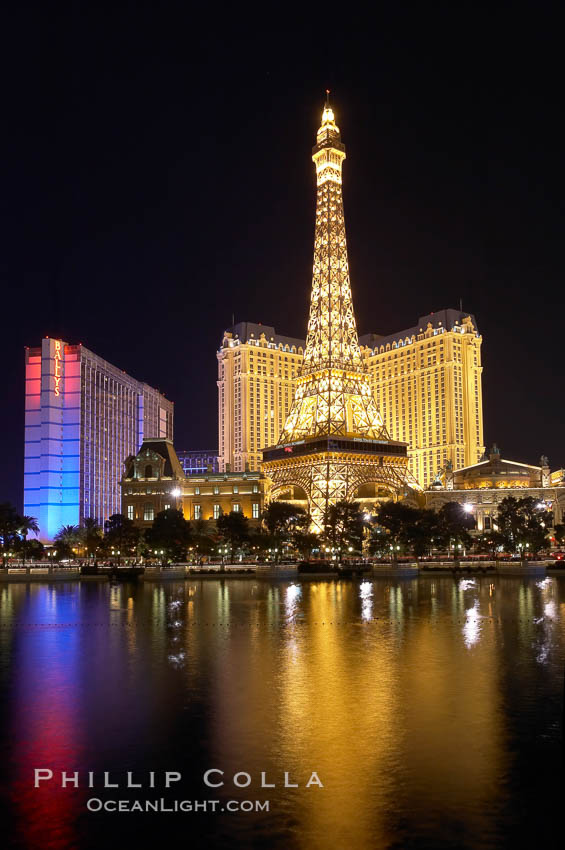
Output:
left=124, top=439, right=185, bottom=480
left=359, top=308, right=479, bottom=350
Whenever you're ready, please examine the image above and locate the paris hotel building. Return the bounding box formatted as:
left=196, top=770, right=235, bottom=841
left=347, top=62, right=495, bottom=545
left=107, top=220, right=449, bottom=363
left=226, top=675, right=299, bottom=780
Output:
left=24, top=337, right=173, bottom=541
left=217, top=310, right=484, bottom=488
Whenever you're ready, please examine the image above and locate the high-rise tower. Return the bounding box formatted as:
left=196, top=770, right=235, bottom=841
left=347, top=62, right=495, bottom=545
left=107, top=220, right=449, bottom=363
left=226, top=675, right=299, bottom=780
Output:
left=263, top=96, right=418, bottom=530
left=24, top=338, right=173, bottom=541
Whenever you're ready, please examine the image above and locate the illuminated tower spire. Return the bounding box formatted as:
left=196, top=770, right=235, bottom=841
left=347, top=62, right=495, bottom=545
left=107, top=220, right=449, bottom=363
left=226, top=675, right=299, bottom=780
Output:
left=263, top=96, right=415, bottom=531
left=280, top=94, right=386, bottom=442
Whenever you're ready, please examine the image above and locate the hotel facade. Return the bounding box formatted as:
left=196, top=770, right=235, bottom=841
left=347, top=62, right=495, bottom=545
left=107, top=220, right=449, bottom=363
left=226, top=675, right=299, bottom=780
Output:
left=217, top=322, right=304, bottom=475
left=217, top=309, right=484, bottom=488
left=361, top=308, right=484, bottom=486
left=176, top=448, right=219, bottom=475
left=121, top=438, right=268, bottom=529
left=24, top=338, right=173, bottom=541
left=426, top=445, right=565, bottom=532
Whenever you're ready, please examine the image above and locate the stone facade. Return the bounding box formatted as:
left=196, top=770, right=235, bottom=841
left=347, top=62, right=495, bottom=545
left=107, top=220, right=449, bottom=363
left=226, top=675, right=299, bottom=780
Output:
left=121, top=438, right=268, bottom=530
left=121, top=439, right=186, bottom=529
left=426, top=445, right=565, bottom=533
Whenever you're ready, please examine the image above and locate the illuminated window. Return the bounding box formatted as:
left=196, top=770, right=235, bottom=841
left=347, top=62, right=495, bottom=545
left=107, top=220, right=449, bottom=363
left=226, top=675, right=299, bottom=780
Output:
left=127, top=505, right=134, bottom=520
left=233, top=484, right=239, bottom=494
left=144, top=503, right=154, bottom=522
left=194, top=504, right=201, bottom=520
left=213, top=485, right=220, bottom=494
left=233, top=503, right=240, bottom=512
left=213, top=504, right=221, bottom=519
left=252, top=503, right=259, bottom=519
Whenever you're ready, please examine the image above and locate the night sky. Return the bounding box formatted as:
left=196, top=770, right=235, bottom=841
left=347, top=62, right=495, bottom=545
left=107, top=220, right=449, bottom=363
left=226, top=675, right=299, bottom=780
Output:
left=1, top=4, right=563, bottom=509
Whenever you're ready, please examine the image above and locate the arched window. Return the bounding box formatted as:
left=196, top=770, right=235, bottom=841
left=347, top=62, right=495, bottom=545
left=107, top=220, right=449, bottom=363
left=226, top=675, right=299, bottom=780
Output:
left=144, top=464, right=153, bottom=479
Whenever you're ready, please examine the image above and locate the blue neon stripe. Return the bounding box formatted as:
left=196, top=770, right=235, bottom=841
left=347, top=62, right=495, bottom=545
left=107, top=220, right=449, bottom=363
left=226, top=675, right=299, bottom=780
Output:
left=39, top=502, right=80, bottom=508
left=38, top=403, right=81, bottom=408
left=32, top=486, right=80, bottom=491
left=31, top=438, right=81, bottom=443
left=35, top=474, right=79, bottom=478
left=37, top=453, right=80, bottom=458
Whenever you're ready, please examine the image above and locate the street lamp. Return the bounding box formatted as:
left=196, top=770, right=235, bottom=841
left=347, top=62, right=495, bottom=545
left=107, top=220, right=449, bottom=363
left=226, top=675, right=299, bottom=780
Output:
left=171, top=487, right=182, bottom=513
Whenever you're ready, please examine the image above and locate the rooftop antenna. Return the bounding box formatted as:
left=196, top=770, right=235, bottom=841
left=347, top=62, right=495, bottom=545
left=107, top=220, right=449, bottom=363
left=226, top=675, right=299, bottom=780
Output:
left=325, top=88, right=331, bottom=105
left=459, top=297, right=463, bottom=313
left=231, top=312, right=235, bottom=327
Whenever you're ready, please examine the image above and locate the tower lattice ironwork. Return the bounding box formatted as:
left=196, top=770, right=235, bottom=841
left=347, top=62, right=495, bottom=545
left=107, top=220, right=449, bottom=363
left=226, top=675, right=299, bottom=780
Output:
left=263, top=95, right=419, bottom=531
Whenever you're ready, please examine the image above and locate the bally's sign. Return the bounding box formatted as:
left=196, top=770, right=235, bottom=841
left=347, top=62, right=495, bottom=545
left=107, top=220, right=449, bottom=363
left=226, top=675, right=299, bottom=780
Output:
left=53, top=340, right=62, bottom=397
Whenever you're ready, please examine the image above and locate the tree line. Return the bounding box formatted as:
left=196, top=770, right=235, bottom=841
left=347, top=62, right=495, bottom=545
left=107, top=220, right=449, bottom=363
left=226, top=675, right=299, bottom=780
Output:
left=0, top=503, right=40, bottom=565
left=1, top=496, right=563, bottom=566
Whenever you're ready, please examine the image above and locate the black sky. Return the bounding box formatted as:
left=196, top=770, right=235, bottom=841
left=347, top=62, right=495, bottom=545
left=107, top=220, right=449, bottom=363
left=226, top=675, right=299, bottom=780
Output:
left=1, top=3, right=563, bottom=509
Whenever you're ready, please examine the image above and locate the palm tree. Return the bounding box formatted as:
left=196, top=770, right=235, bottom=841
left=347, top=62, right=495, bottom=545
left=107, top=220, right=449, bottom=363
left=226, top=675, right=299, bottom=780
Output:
left=82, top=517, right=102, bottom=559
left=53, top=524, right=81, bottom=561
left=55, top=524, right=81, bottom=551
left=18, top=515, right=40, bottom=566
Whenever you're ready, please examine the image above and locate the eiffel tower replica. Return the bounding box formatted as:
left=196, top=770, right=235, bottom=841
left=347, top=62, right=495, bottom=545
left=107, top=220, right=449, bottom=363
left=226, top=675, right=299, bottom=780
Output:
left=263, top=94, right=418, bottom=531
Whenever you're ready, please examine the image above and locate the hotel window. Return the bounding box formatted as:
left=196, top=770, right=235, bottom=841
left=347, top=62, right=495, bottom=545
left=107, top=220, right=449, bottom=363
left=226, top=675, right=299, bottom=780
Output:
left=233, top=503, right=240, bottom=512
left=194, top=504, right=201, bottom=520
left=213, top=485, right=220, bottom=494
left=195, top=486, right=200, bottom=495
left=213, top=504, right=221, bottom=519
left=252, top=502, right=259, bottom=519
left=144, top=503, right=154, bottom=522
left=233, top=484, right=239, bottom=494
left=127, top=504, right=134, bottom=520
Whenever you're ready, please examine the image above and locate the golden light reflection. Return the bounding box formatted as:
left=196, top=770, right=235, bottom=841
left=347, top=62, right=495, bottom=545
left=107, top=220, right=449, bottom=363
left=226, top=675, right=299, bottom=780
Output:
left=200, top=579, right=510, bottom=848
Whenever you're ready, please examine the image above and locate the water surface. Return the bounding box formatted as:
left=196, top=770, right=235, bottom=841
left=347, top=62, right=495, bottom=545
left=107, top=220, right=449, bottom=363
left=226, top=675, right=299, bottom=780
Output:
left=0, top=576, right=563, bottom=849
